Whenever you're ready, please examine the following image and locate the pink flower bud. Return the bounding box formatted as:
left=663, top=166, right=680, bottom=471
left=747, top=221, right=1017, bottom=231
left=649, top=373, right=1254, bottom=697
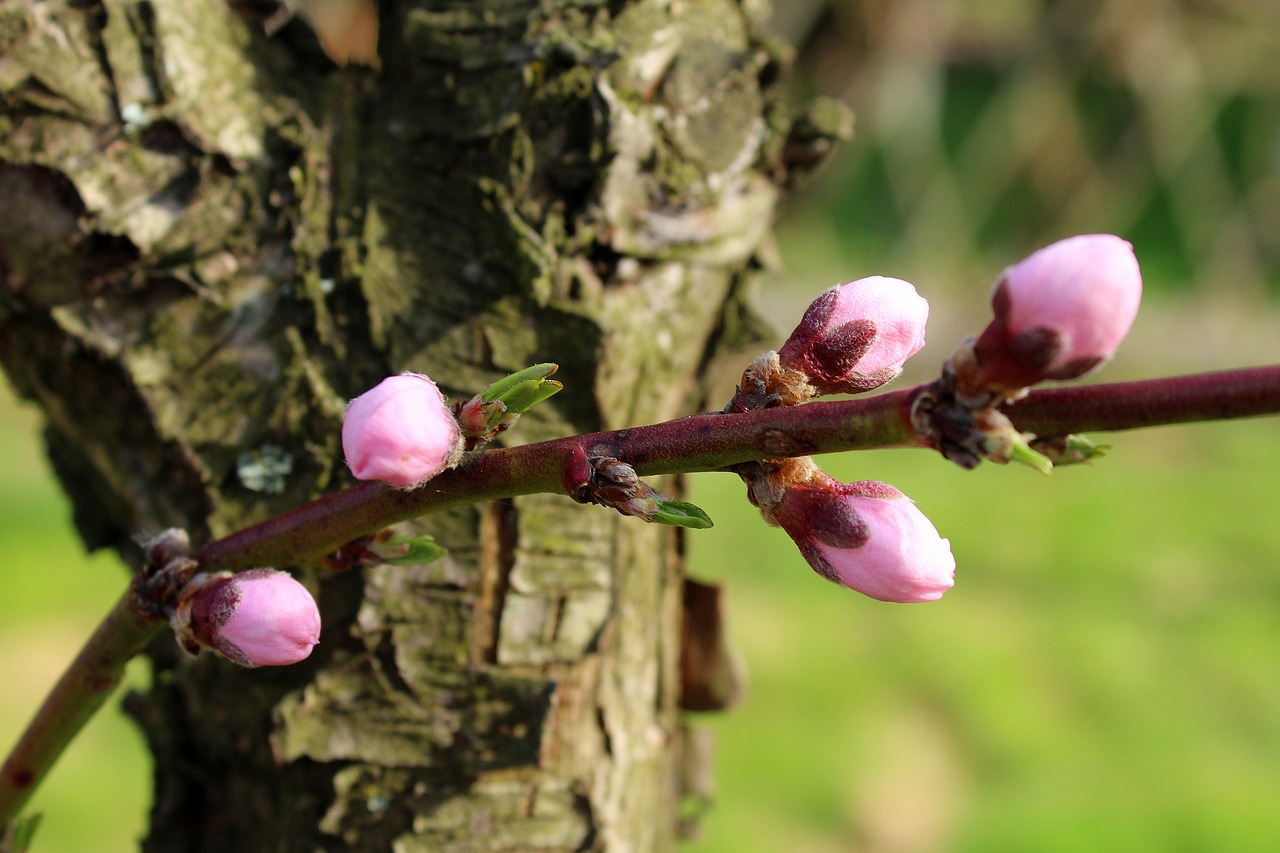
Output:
left=173, top=569, right=321, bottom=667
left=772, top=476, right=955, bottom=603
left=779, top=276, right=929, bottom=395
left=974, top=234, right=1142, bottom=391
left=342, top=373, right=463, bottom=488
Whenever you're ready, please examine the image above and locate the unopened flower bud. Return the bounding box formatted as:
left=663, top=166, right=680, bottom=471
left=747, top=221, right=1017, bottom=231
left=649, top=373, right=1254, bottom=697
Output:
left=171, top=569, right=321, bottom=667
left=768, top=475, right=955, bottom=603
left=778, top=276, right=929, bottom=395
left=342, top=373, right=463, bottom=488
left=973, top=234, right=1142, bottom=392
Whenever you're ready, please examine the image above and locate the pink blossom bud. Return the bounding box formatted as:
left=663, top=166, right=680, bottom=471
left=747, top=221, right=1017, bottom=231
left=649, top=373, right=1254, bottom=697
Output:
left=772, top=476, right=955, bottom=603
left=974, top=234, right=1142, bottom=391
left=173, top=569, right=321, bottom=667
left=779, top=276, right=929, bottom=395
left=342, top=373, right=463, bottom=488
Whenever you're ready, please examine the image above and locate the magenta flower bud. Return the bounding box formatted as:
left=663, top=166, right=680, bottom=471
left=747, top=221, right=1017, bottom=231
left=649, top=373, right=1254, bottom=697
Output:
left=973, top=234, right=1142, bottom=391
left=778, top=276, right=929, bottom=395
left=771, top=476, right=955, bottom=603
left=172, top=569, right=321, bottom=667
left=342, top=373, right=463, bottom=488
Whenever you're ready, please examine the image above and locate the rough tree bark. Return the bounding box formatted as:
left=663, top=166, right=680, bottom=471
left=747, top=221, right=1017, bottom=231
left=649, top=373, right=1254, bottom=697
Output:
left=0, top=1, right=841, bottom=849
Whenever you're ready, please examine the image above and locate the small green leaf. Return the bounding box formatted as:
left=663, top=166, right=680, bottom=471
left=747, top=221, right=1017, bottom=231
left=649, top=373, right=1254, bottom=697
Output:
left=380, top=535, right=448, bottom=565
left=1055, top=434, right=1110, bottom=466
left=526, top=379, right=563, bottom=407
left=1009, top=433, right=1054, bottom=476
left=480, top=363, right=559, bottom=403
left=4, top=813, right=43, bottom=853
left=495, top=378, right=564, bottom=415
left=651, top=500, right=714, bottom=529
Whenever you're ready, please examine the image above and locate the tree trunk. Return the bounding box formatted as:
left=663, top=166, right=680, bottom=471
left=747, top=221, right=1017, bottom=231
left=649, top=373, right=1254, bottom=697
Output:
left=0, top=1, right=828, bottom=848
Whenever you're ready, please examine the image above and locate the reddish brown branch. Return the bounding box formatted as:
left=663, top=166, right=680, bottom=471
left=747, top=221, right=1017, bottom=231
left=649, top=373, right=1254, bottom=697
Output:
left=196, top=365, right=1280, bottom=574
left=1001, top=365, right=1280, bottom=434
left=5, top=364, right=1280, bottom=830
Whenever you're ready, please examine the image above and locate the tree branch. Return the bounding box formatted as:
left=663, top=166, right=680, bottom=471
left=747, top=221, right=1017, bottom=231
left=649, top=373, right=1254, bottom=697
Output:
left=4, top=363, right=1279, bottom=830
left=0, top=593, right=160, bottom=828
left=999, top=365, right=1280, bottom=434
left=196, top=365, right=1280, bottom=574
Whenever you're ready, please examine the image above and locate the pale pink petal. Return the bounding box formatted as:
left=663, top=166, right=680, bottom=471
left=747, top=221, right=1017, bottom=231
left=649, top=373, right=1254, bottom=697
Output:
left=217, top=570, right=322, bottom=666
left=342, top=373, right=462, bottom=488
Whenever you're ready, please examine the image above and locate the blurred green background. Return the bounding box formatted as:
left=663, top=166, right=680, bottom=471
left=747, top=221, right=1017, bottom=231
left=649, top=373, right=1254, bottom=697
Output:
left=0, top=387, right=149, bottom=851
left=3, top=1, right=1280, bottom=850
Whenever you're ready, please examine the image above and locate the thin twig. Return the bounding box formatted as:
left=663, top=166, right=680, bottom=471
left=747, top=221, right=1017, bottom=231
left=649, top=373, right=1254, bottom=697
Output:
left=0, top=591, right=161, bottom=827
left=1001, top=365, right=1280, bottom=434
left=194, top=365, right=1280, bottom=574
